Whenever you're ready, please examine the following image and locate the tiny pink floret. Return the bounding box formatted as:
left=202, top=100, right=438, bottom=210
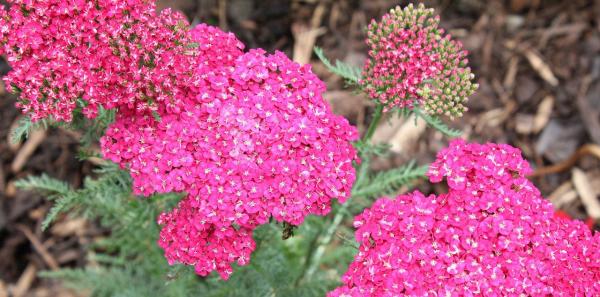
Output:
left=329, top=140, right=600, bottom=296
left=0, top=0, right=195, bottom=121
left=100, top=26, right=359, bottom=279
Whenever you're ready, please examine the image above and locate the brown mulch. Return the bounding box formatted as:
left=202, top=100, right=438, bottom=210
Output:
left=1, top=0, right=599, bottom=295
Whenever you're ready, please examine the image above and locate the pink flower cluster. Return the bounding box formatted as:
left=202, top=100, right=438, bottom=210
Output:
left=330, top=140, right=600, bottom=296
left=101, top=26, right=358, bottom=279
left=362, top=4, right=477, bottom=117
left=0, top=0, right=194, bottom=121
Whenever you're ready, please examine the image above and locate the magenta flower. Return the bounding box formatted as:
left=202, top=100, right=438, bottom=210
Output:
left=361, top=4, right=477, bottom=117
left=329, top=140, right=600, bottom=296
left=101, top=26, right=358, bottom=279
left=0, top=0, right=195, bottom=121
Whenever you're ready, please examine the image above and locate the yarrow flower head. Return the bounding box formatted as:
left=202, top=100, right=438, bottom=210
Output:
left=329, top=140, right=600, bottom=296
left=101, top=26, right=359, bottom=279
left=0, top=0, right=195, bottom=121
left=362, top=4, right=478, bottom=117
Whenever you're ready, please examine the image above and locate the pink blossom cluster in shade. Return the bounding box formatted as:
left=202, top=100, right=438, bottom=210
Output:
left=101, top=26, right=359, bottom=279
left=361, top=4, right=477, bottom=117
left=329, top=140, right=600, bottom=296
left=0, top=0, right=195, bottom=122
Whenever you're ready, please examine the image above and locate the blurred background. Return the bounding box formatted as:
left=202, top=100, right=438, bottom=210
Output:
left=1, top=0, right=599, bottom=296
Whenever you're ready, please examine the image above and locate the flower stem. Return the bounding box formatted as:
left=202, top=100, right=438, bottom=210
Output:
left=300, top=103, right=384, bottom=282
left=362, top=104, right=384, bottom=143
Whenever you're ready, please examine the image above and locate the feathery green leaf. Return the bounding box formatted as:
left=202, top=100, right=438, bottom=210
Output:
left=413, top=107, right=462, bottom=137
left=352, top=161, right=428, bottom=200
left=314, top=47, right=362, bottom=84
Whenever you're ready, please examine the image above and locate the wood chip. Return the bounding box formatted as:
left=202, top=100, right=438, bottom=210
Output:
left=5, top=181, right=16, bottom=198
left=218, top=0, right=227, bottom=31
left=292, top=2, right=327, bottom=64
left=503, top=56, right=519, bottom=89
left=572, top=168, right=600, bottom=219
left=475, top=100, right=517, bottom=132
left=515, top=95, right=554, bottom=135
left=532, top=95, right=554, bottom=133
left=11, top=128, right=47, bottom=173
left=7, top=117, right=23, bottom=152
left=539, top=23, right=586, bottom=48
left=292, top=24, right=325, bottom=64
left=0, top=279, right=7, bottom=297
left=0, top=165, right=4, bottom=195
left=531, top=144, right=600, bottom=177
left=16, top=224, right=59, bottom=271
left=51, top=218, right=87, bottom=237
left=524, top=50, right=559, bottom=86
left=576, top=75, right=600, bottom=144
left=548, top=181, right=577, bottom=209
left=371, top=115, right=404, bottom=145
left=515, top=113, right=535, bottom=134
left=56, top=249, right=80, bottom=264
left=388, top=114, right=427, bottom=154
left=12, top=263, right=36, bottom=297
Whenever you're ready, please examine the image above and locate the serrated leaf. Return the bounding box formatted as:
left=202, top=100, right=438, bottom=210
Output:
left=14, top=174, right=71, bottom=196
left=314, top=46, right=362, bottom=84
left=352, top=161, right=428, bottom=200
left=413, top=107, right=462, bottom=137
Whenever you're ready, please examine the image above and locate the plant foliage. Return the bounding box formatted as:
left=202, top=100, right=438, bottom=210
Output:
left=314, top=47, right=362, bottom=85
left=352, top=161, right=428, bottom=200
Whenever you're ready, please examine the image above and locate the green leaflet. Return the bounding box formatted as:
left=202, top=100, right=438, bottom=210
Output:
left=352, top=161, right=428, bottom=200
left=314, top=47, right=362, bottom=84
left=413, top=107, right=462, bottom=137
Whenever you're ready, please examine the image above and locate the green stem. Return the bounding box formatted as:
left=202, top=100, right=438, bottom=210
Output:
left=300, top=103, right=384, bottom=282
left=362, top=104, right=384, bottom=144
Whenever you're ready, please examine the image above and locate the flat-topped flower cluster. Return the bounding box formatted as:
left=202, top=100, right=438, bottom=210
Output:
left=1, top=0, right=358, bottom=279
left=329, top=140, right=600, bottom=296
left=5, top=0, right=598, bottom=291
left=101, top=23, right=358, bottom=279
left=0, top=0, right=195, bottom=121
left=362, top=4, right=478, bottom=117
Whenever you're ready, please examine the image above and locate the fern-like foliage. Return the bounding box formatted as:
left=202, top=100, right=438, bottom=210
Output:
left=392, top=106, right=462, bottom=137
left=412, top=107, right=462, bottom=137
left=194, top=219, right=348, bottom=297
left=314, top=47, right=362, bottom=84
left=10, top=116, right=61, bottom=143
left=21, top=159, right=350, bottom=296
left=11, top=104, right=115, bottom=147
left=351, top=161, right=428, bottom=201
left=77, top=107, right=116, bottom=147
left=353, top=141, right=391, bottom=159
left=40, top=264, right=201, bottom=297
left=14, top=174, right=72, bottom=197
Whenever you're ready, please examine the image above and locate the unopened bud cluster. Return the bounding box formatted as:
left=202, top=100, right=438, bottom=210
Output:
left=362, top=4, right=477, bottom=117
